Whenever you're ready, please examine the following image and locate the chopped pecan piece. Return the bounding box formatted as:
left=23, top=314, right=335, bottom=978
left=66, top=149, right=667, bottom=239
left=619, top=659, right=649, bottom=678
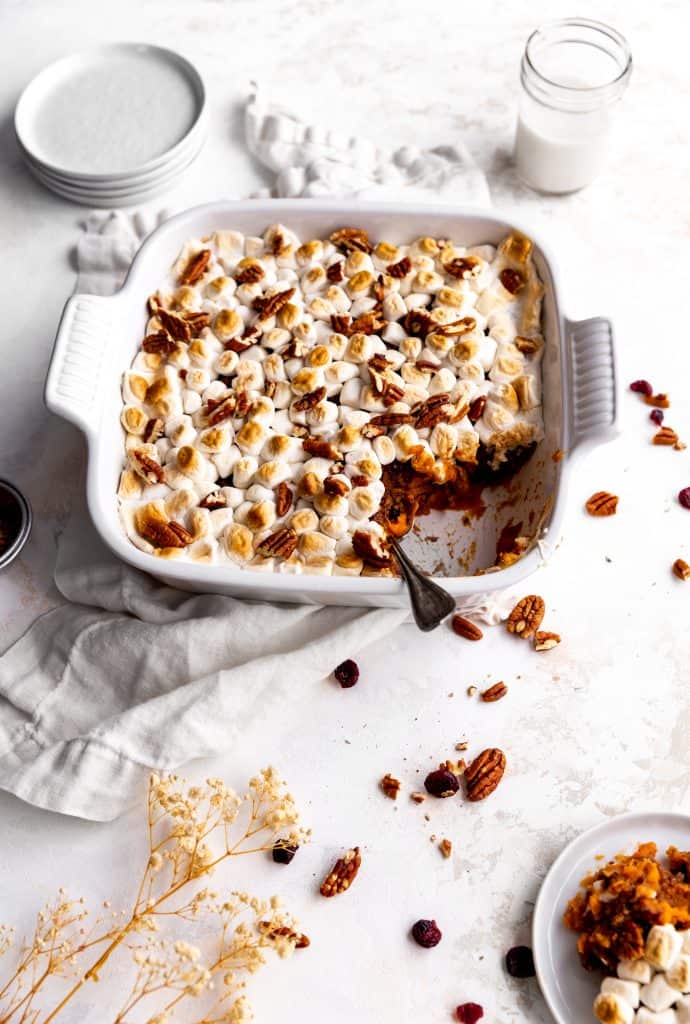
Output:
left=235, top=390, right=250, bottom=416
left=451, top=615, right=483, bottom=641
left=206, top=393, right=237, bottom=425
left=302, top=438, right=343, bottom=460
left=439, top=838, right=452, bottom=859
left=142, top=332, right=177, bottom=355
left=435, top=316, right=477, bottom=337
left=320, top=847, right=361, bottom=897
left=329, top=227, right=371, bottom=254
left=252, top=287, right=296, bottom=321
left=386, top=255, right=412, bottom=278
left=643, top=393, right=670, bottom=409
left=224, top=338, right=251, bottom=353
left=414, top=393, right=452, bottom=429
left=499, top=268, right=525, bottom=295
left=369, top=412, right=414, bottom=427
left=130, top=448, right=164, bottom=484
left=410, top=791, right=426, bottom=804
left=326, top=260, right=344, bottom=282
left=157, top=308, right=191, bottom=341
left=380, top=774, right=400, bottom=800
left=182, top=310, right=211, bottom=333
left=481, top=681, right=508, bottom=702
left=653, top=426, right=679, bottom=446
left=351, top=309, right=386, bottom=335
left=673, top=558, right=690, bottom=581
left=264, top=380, right=277, bottom=399
left=361, top=422, right=386, bottom=439
left=585, top=491, right=619, bottom=516
left=352, top=530, right=391, bottom=569
left=199, top=491, right=227, bottom=511
left=464, top=748, right=506, bottom=802
left=403, top=309, right=434, bottom=338
left=443, top=256, right=481, bottom=279
left=534, top=630, right=561, bottom=652
left=293, top=386, right=327, bottom=412
left=368, top=354, right=392, bottom=373
left=468, top=395, right=487, bottom=423
left=256, top=527, right=298, bottom=559
left=324, top=476, right=350, bottom=497
left=167, top=521, right=194, bottom=546
left=507, top=595, right=545, bottom=639
left=274, top=482, right=293, bottom=518
left=350, top=474, right=369, bottom=488
left=330, top=314, right=352, bottom=336
left=235, top=262, right=264, bottom=285
left=179, top=248, right=211, bottom=285
left=142, top=417, right=164, bottom=444
left=258, top=922, right=310, bottom=949
left=381, top=380, right=405, bottom=407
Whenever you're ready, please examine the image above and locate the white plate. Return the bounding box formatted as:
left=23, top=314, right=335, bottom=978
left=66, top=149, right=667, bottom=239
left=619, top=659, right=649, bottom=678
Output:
left=15, top=43, right=205, bottom=180
left=533, top=811, right=690, bottom=1024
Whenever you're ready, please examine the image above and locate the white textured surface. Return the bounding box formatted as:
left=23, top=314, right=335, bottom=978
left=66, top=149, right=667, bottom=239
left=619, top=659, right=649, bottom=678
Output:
left=1, top=0, right=689, bottom=1021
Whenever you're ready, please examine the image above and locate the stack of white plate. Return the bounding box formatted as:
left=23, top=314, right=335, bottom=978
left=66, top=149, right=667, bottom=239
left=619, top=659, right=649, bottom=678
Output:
left=14, top=43, right=206, bottom=207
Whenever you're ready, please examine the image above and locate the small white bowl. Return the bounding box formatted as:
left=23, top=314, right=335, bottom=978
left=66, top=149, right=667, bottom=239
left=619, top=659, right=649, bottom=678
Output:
left=532, top=811, right=690, bottom=1024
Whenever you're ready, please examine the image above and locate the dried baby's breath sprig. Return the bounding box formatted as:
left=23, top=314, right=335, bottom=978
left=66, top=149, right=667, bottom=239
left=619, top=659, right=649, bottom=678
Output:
left=0, top=768, right=310, bottom=1024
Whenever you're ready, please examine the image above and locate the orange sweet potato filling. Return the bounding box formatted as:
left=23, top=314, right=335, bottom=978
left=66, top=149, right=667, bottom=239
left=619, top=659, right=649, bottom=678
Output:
left=563, top=843, right=690, bottom=972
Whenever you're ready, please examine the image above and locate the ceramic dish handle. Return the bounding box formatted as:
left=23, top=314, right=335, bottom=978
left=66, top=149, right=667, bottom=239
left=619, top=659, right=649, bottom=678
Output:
left=45, top=294, right=113, bottom=434
left=566, top=316, right=617, bottom=450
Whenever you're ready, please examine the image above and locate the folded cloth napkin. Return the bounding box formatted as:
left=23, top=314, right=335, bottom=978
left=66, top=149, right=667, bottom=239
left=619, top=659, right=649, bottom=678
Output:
left=0, top=90, right=500, bottom=822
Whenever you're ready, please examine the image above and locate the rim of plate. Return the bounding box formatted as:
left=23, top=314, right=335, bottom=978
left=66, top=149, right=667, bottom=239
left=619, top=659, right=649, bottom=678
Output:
left=532, top=810, right=690, bottom=1024
left=14, top=42, right=206, bottom=182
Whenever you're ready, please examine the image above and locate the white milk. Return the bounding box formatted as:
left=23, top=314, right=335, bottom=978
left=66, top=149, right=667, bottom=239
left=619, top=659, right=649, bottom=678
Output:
left=515, top=102, right=611, bottom=194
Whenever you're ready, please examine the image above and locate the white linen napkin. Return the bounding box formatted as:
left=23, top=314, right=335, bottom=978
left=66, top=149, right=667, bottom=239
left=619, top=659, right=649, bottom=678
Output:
left=0, top=90, right=499, bottom=822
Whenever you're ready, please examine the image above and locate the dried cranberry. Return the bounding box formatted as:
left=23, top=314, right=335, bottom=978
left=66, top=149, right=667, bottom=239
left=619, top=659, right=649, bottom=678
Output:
left=650, top=408, right=664, bottom=425
left=456, top=1004, right=484, bottom=1023
left=505, top=945, right=535, bottom=978
left=272, top=843, right=298, bottom=865
left=424, top=767, right=460, bottom=798
left=334, top=659, right=359, bottom=688
left=679, top=488, right=690, bottom=510
left=630, top=379, right=653, bottom=396
left=411, top=919, right=442, bottom=948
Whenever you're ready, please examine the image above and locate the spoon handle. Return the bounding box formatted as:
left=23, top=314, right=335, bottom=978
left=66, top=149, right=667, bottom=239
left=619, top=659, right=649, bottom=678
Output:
left=391, top=539, right=456, bottom=632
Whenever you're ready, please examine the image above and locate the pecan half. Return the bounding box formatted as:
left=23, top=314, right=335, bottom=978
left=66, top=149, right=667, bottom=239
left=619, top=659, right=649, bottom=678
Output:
left=380, top=774, right=400, bottom=800
left=199, top=491, right=227, bottom=511
left=499, top=268, right=525, bottom=295
left=369, top=412, right=414, bottom=427
left=324, top=476, right=350, bottom=497
left=464, top=748, right=506, bottom=802
left=585, top=491, right=619, bottom=517
left=138, top=515, right=187, bottom=549
left=224, top=338, right=251, bottom=353
left=414, top=393, right=452, bottom=429
left=468, top=395, right=487, bottom=423
left=157, top=308, right=191, bottom=341
left=253, top=287, right=296, bottom=321
left=329, top=227, right=371, bottom=254
left=439, top=838, right=452, bottom=859
left=361, top=423, right=386, bottom=439
left=534, top=630, right=561, bottom=652
left=130, top=448, right=164, bottom=484
left=673, top=558, right=690, bottom=581
left=142, top=417, right=164, bottom=444
left=142, top=332, right=177, bottom=355
left=167, top=521, right=194, bottom=546
left=643, top=393, right=670, bottom=409
left=330, top=313, right=352, bottom=336
left=294, top=386, right=327, bottom=412
left=183, top=310, right=211, bottom=333
left=206, top=393, right=237, bottom=425
left=352, top=530, right=391, bottom=569
left=235, top=262, right=264, bottom=285
left=507, top=595, right=545, bottom=639
left=387, top=255, right=412, bottom=278
left=481, top=682, right=508, bottom=702
left=302, top=438, right=342, bottom=460
left=274, top=481, right=293, bottom=518
left=451, top=615, right=483, bottom=641
left=403, top=309, right=434, bottom=338
left=320, top=847, right=361, bottom=897
left=381, top=380, right=405, bottom=407
left=256, top=527, right=298, bottom=559
left=179, top=248, right=211, bottom=285
left=653, top=426, right=679, bottom=446
left=435, top=316, right=477, bottom=337
left=443, top=256, right=481, bottom=279
left=326, top=260, right=344, bottom=282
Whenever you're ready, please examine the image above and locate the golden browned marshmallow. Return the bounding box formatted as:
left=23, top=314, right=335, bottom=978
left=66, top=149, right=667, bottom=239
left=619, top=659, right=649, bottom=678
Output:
left=333, top=552, right=364, bottom=576
left=491, top=383, right=520, bottom=412
left=314, top=492, right=350, bottom=517
left=198, top=426, right=232, bottom=453
left=291, top=368, right=323, bottom=396
left=121, top=405, right=148, bottom=435
left=177, top=445, right=207, bottom=480
left=213, top=308, right=243, bottom=340
left=224, top=522, right=254, bottom=564
left=117, top=469, right=143, bottom=500
left=289, top=508, right=319, bottom=534
left=236, top=420, right=268, bottom=455
left=299, top=531, right=336, bottom=561
left=277, top=302, right=301, bottom=330
left=164, top=487, right=198, bottom=521
left=346, top=270, right=374, bottom=296
left=245, top=500, right=276, bottom=532
left=306, top=345, right=332, bottom=368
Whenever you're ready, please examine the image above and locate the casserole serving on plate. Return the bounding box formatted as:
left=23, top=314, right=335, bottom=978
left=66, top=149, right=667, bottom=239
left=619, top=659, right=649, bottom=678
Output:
left=45, top=200, right=617, bottom=606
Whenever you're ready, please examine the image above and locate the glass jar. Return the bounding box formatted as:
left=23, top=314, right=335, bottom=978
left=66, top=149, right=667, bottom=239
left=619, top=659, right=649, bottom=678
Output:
left=514, top=18, right=632, bottom=194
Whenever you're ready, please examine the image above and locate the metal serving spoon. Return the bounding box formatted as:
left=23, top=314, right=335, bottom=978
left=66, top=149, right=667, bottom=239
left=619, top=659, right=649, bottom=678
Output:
left=389, top=537, right=456, bottom=632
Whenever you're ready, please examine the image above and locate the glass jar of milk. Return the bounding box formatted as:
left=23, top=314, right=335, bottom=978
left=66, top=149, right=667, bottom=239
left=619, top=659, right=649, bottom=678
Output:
left=514, top=19, right=632, bottom=194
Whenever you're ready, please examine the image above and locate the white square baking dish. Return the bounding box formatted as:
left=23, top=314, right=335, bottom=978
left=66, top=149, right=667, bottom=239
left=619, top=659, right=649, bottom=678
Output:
left=45, top=199, right=617, bottom=606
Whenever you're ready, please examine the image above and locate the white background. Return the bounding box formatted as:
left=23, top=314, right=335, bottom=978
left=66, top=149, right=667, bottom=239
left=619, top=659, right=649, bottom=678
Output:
left=1, top=0, right=690, bottom=1021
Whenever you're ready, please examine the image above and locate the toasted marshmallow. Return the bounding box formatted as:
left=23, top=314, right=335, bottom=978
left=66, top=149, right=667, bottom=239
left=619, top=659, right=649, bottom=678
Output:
left=593, top=992, right=634, bottom=1024
left=121, top=405, right=148, bottom=435
left=177, top=445, right=211, bottom=481
left=348, top=486, right=381, bottom=520
left=601, top=978, right=640, bottom=1008
left=117, top=469, right=143, bottom=500
left=164, top=488, right=197, bottom=522
left=301, top=556, right=334, bottom=576
left=253, top=459, right=293, bottom=488
left=290, top=508, right=319, bottom=534
left=372, top=435, right=396, bottom=465
left=668, top=955, right=690, bottom=992
left=236, top=420, right=269, bottom=455
left=333, top=552, right=364, bottom=576
left=647, top=927, right=684, bottom=972
left=641, top=975, right=680, bottom=1013
left=677, top=995, right=690, bottom=1023
left=232, top=455, right=258, bottom=489
left=224, top=523, right=254, bottom=564
left=198, top=426, right=233, bottom=453
left=392, top=424, right=420, bottom=462
left=319, top=514, right=350, bottom=539
left=299, top=531, right=336, bottom=561
left=618, top=961, right=653, bottom=985
left=314, top=492, right=350, bottom=517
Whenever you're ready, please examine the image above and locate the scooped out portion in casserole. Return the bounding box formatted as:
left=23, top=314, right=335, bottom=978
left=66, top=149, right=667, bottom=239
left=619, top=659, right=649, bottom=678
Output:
left=117, top=224, right=545, bottom=576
